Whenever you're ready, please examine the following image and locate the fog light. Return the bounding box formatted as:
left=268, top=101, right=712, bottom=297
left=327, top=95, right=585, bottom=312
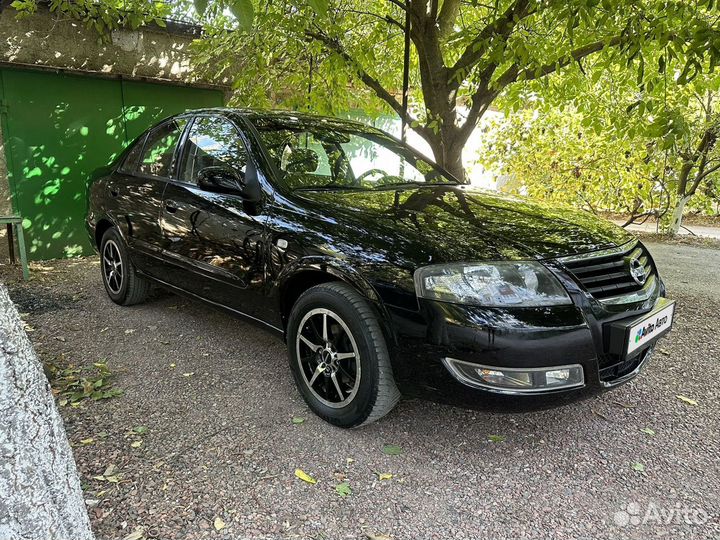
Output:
left=442, top=358, right=584, bottom=394
left=478, top=368, right=533, bottom=389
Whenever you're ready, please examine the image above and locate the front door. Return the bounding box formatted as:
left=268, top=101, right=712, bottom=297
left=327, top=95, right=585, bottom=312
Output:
left=159, top=115, right=270, bottom=321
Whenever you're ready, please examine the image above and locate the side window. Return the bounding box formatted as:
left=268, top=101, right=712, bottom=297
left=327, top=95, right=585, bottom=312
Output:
left=179, top=116, right=248, bottom=184
left=118, top=134, right=146, bottom=174
left=138, top=118, right=188, bottom=178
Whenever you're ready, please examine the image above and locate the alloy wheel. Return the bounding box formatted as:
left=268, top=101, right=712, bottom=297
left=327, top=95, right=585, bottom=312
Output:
left=296, top=308, right=361, bottom=408
left=102, top=239, right=124, bottom=295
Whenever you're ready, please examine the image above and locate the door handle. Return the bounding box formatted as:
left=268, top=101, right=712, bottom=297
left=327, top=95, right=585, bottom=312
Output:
left=165, top=201, right=178, bottom=213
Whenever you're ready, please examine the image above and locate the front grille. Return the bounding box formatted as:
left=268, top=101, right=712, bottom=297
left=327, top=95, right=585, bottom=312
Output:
left=559, top=241, right=654, bottom=300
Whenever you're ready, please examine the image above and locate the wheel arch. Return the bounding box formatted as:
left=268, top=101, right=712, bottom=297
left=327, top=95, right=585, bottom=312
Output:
left=277, top=258, right=397, bottom=346
left=94, top=217, right=115, bottom=249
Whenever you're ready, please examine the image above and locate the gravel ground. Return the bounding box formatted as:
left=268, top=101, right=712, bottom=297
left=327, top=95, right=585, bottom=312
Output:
left=2, top=242, right=719, bottom=540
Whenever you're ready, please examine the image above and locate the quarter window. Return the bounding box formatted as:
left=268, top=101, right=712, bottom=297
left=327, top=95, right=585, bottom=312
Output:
left=118, top=134, right=146, bottom=174
left=138, top=118, right=188, bottom=178
left=180, top=116, right=248, bottom=184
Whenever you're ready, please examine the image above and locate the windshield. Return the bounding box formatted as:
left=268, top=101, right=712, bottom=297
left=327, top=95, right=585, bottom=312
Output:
left=253, top=121, right=460, bottom=190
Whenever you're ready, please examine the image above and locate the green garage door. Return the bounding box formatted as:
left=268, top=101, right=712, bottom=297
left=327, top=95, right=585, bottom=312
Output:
left=0, top=68, right=223, bottom=260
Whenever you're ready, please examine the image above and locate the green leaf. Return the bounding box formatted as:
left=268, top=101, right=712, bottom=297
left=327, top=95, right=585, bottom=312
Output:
left=335, top=481, right=352, bottom=497
left=291, top=416, right=305, bottom=425
left=132, top=425, right=148, bottom=434
left=307, top=0, right=329, bottom=16
left=193, top=0, right=208, bottom=16
left=382, top=444, right=402, bottom=456
left=229, top=0, right=254, bottom=31
left=639, top=428, right=655, bottom=436
left=488, top=435, right=505, bottom=443
left=631, top=462, right=646, bottom=472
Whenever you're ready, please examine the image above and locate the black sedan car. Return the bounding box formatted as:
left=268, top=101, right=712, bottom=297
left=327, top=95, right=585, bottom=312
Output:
left=86, top=109, right=675, bottom=427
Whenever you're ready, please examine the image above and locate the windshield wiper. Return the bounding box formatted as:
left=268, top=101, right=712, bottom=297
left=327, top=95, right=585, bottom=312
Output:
left=295, top=185, right=370, bottom=191
left=373, top=181, right=456, bottom=190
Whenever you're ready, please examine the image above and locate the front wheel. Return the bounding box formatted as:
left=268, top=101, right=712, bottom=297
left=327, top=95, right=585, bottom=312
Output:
left=100, top=227, right=149, bottom=306
left=287, top=282, right=401, bottom=428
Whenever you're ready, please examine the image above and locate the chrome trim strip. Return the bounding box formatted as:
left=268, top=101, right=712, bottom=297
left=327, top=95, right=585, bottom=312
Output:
left=556, top=239, right=637, bottom=264
left=598, top=274, right=657, bottom=305
left=441, top=357, right=585, bottom=395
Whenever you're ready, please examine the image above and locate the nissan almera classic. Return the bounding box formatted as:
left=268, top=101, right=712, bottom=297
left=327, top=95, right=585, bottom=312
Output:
left=86, top=109, right=675, bottom=427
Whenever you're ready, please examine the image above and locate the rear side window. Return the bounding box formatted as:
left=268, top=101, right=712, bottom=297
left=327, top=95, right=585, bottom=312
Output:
left=118, top=134, right=146, bottom=174
left=138, top=118, right=188, bottom=178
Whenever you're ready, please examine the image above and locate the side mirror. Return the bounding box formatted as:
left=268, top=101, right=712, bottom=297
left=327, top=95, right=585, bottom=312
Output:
left=197, top=166, right=243, bottom=194
left=241, top=159, right=262, bottom=205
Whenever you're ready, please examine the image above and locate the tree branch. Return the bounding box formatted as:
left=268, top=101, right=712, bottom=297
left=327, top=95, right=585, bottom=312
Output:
left=451, top=0, right=534, bottom=76
left=438, top=0, right=461, bottom=37
left=458, top=64, right=498, bottom=140
left=306, top=30, right=431, bottom=138
left=337, top=8, right=405, bottom=31
left=494, top=35, right=625, bottom=88
left=384, top=0, right=408, bottom=12
left=694, top=162, right=720, bottom=184
left=681, top=126, right=718, bottom=196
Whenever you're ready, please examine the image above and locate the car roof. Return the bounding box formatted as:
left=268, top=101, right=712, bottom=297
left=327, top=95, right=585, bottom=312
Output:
left=184, top=107, right=385, bottom=134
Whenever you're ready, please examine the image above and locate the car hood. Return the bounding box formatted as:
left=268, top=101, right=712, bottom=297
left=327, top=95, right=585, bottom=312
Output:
left=293, top=185, right=633, bottom=263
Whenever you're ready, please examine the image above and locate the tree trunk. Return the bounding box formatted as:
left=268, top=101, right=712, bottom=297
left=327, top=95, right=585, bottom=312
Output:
left=426, top=131, right=466, bottom=181
left=440, top=141, right=465, bottom=181
left=667, top=194, right=692, bottom=235
left=0, top=286, right=93, bottom=540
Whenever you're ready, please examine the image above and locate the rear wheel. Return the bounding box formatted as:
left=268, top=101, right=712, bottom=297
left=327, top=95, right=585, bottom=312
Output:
left=100, top=227, right=149, bottom=306
left=287, top=282, right=401, bottom=428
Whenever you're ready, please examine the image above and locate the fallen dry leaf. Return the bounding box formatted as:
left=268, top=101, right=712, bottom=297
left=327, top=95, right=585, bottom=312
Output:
left=676, top=395, right=698, bottom=406
left=613, top=401, right=638, bottom=409
left=294, top=468, right=317, bottom=484
left=214, top=517, right=225, bottom=531
left=122, top=529, right=145, bottom=540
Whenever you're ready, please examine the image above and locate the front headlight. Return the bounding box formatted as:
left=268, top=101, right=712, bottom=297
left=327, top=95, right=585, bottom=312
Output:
left=414, top=261, right=571, bottom=307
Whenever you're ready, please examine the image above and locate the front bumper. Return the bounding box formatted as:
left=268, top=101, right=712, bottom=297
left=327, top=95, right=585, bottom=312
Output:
left=387, top=288, right=671, bottom=412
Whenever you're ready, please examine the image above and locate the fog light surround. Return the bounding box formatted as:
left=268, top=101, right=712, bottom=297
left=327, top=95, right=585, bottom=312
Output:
left=442, top=358, right=585, bottom=394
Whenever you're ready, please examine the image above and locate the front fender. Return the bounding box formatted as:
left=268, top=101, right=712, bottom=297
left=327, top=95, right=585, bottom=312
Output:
left=274, top=256, right=398, bottom=345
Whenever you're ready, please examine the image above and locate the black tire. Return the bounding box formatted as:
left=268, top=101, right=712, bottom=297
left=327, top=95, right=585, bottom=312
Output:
left=287, top=282, right=401, bottom=428
left=99, top=227, right=149, bottom=306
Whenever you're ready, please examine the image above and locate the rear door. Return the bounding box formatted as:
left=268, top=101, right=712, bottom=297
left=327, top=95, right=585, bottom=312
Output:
left=108, top=117, right=188, bottom=277
left=159, top=114, right=269, bottom=320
